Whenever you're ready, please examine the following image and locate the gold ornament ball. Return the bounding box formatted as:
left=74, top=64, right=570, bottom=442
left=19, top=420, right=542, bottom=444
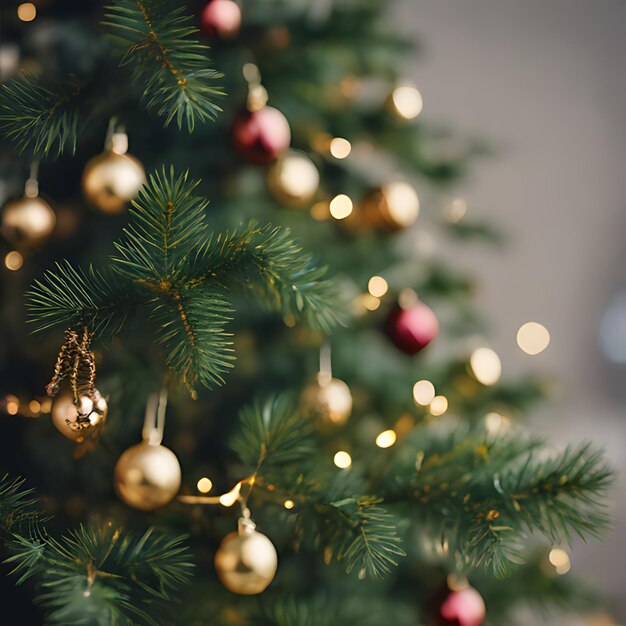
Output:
left=215, top=526, right=278, bottom=595
left=301, top=376, right=353, bottom=426
left=267, top=150, right=320, bottom=208
left=51, top=389, right=107, bottom=442
left=114, top=441, right=181, bottom=511
left=81, top=150, right=146, bottom=214
left=1, top=195, right=56, bottom=247
left=360, top=181, right=420, bottom=232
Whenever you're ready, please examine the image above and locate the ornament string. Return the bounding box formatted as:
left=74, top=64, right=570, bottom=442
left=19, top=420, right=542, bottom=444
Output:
left=318, top=340, right=332, bottom=386
left=25, top=160, right=40, bottom=198
left=142, top=387, right=168, bottom=446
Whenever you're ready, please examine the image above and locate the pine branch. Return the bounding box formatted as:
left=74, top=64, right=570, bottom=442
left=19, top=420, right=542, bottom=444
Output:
left=0, top=476, right=194, bottom=626
left=231, top=395, right=314, bottom=468
left=382, top=430, right=613, bottom=578
left=0, top=72, right=83, bottom=157
left=333, top=496, right=406, bottom=580
left=28, top=262, right=136, bottom=336
left=103, top=0, right=223, bottom=131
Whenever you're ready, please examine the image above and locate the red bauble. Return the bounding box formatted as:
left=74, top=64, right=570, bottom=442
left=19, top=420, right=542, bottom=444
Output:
left=386, top=302, right=438, bottom=355
left=233, top=107, right=291, bottom=165
left=437, top=587, right=486, bottom=626
left=201, top=0, right=241, bottom=39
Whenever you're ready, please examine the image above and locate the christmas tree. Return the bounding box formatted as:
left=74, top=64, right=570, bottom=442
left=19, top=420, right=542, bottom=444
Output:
left=0, top=1, right=615, bottom=624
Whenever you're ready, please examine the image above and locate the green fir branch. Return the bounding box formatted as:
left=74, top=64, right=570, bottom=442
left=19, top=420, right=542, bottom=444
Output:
left=0, top=73, right=83, bottom=157
left=103, top=0, right=223, bottom=130
left=232, top=395, right=315, bottom=468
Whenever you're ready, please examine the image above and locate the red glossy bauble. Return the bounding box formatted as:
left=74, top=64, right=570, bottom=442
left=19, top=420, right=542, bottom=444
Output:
left=233, top=107, right=291, bottom=165
left=437, top=587, right=486, bottom=626
left=201, top=0, right=241, bottom=39
left=386, top=302, right=438, bottom=355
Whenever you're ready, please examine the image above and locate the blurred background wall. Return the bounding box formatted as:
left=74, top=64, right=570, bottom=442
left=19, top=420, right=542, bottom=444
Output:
left=395, top=0, right=626, bottom=622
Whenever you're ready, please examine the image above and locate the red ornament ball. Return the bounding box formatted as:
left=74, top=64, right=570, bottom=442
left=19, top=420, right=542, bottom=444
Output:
left=201, top=0, right=241, bottom=39
left=386, top=301, right=438, bottom=355
left=438, top=587, right=486, bottom=626
left=233, top=107, right=291, bottom=165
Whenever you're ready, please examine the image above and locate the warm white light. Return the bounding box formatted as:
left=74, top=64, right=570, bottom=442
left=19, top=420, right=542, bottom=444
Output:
left=446, top=197, right=468, bottom=223
left=5, top=251, right=24, bottom=271
left=363, top=295, right=381, bottom=311
left=17, top=3, right=37, bottom=21
left=517, top=322, right=550, bottom=355
left=549, top=548, right=571, bottom=575
left=368, top=276, right=388, bottom=298
left=484, top=412, right=510, bottom=435
left=28, top=400, right=41, bottom=414
left=469, top=348, right=502, bottom=386
left=375, top=430, right=397, bottom=448
left=413, top=380, right=436, bottom=406
left=382, top=181, right=420, bottom=228
left=196, top=477, right=213, bottom=493
left=6, top=395, right=19, bottom=415
left=330, top=137, right=352, bottom=159
left=277, top=153, right=319, bottom=199
left=391, top=85, right=423, bottom=120
left=283, top=499, right=295, bottom=510
left=429, top=395, right=448, bottom=416
left=334, top=450, right=352, bottom=469
left=329, top=194, right=353, bottom=219
left=219, top=482, right=242, bottom=506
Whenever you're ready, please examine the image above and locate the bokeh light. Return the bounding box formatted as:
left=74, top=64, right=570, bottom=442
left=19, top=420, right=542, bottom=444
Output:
left=517, top=322, right=550, bottom=355
left=375, top=430, right=397, bottom=448
left=333, top=450, right=352, bottom=469
left=429, top=395, right=448, bottom=416
left=469, top=348, right=502, bottom=386
left=367, top=275, right=388, bottom=298
left=391, top=85, right=423, bottom=119
left=5, top=251, right=24, bottom=271
left=196, top=477, right=213, bottom=493
left=283, top=499, right=295, bottom=509
left=330, top=137, right=352, bottom=159
left=329, top=194, right=353, bottom=219
left=549, top=548, right=571, bottom=575
left=413, top=380, right=436, bottom=406
left=17, top=3, right=37, bottom=21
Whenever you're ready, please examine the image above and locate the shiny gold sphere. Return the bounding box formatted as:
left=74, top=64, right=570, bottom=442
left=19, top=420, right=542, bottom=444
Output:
left=1, top=195, right=56, bottom=247
left=215, top=528, right=278, bottom=595
left=51, top=389, right=107, bottom=442
left=301, top=376, right=353, bottom=426
left=360, top=181, right=420, bottom=232
left=267, top=150, right=320, bottom=208
left=114, top=441, right=181, bottom=511
left=81, top=150, right=146, bottom=214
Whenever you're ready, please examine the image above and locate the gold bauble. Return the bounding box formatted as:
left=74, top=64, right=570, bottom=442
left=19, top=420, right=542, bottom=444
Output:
left=360, top=181, right=420, bottom=232
left=1, top=195, right=56, bottom=247
left=301, top=376, right=352, bottom=426
left=267, top=150, right=320, bottom=208
left=81, top=150, right=146, bottom=214
left=215, top=523, right=278, bottom=595
left=51, top=389, right=107, bottom=442
left=114, top=441, right=181, bottom=511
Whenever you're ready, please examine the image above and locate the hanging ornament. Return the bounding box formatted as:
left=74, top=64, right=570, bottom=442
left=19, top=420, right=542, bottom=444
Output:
left=233, top=63, right=291, bottom=165
left=215, top=514, right=278, bottom=595
left=436, top=585, right=486, bottom=626
left=46, top=327, right=105, bottom=443
left=51, top=389, right=107, bottom=442
left=82, top=121, right=146, bottom=214
left=1, top=162, right=56, bottom=248
left=267, top=150, right=319, bottom=207
left=359, top=181, right=420, bottom=232
left=114, top=389, right=181, bottom=511
left=300, top=343, right=352, bottom=426
left=200, top=0, right=241, bottom=39
left=386, top=82, right=424, bottom=121
left=386, top=291, right=438, bottom=355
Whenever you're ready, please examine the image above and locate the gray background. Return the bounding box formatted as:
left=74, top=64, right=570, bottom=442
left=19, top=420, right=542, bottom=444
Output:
left=395, top=0, right=626, bottom=623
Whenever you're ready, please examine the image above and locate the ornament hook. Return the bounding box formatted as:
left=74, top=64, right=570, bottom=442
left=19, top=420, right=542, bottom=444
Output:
left=142, top=387, right=168, bottom=446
